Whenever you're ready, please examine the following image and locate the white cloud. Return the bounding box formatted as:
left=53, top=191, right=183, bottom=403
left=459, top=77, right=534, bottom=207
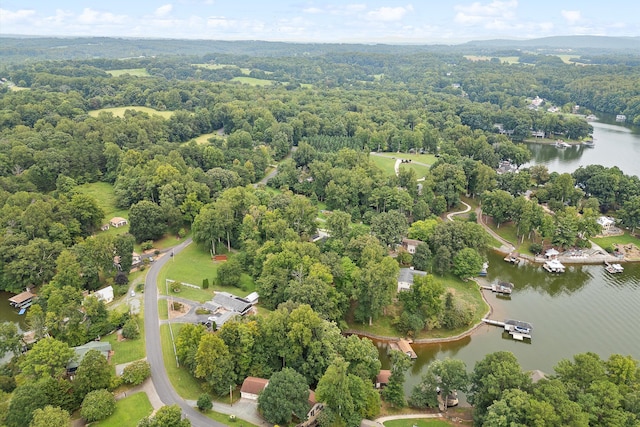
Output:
left=155, top=4, right=173, bottom=17
left=77, top=8, right=127, bottom=25
left=454, top=0, right=518, bottom=25
left=366, top=5, right=414, bottom=22
left=303, top=7, right=323, bottom=14
left=561, top=10, right=582, bottom=25
left=0, top=8, right=36, bottom=24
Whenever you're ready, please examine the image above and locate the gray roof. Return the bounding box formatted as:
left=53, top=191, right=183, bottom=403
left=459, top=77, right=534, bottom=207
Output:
left=212, top=292, right=252, bottom=314
left=398, top=268, right=427, bottom=284
left=68, top=341, right=112, bottom=370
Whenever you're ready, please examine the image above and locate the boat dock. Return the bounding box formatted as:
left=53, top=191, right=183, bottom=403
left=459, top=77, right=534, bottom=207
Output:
left=504, top=253, right=519, bottom=264
left=543, top=259, right=565, bottom=273
left=604, top=261, right=624, bottom=274
left=483, top=318, right=533, bottom=341
left=389, top=338, right=418, bottom=359
left=480, top=281, right=514, bottom=295
left=9, top=289, right=35, bottom=313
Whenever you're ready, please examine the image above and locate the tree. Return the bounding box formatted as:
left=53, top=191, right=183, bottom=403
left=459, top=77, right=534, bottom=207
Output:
left=194, top=333, right=235, bottom=396
left=196, top=394, right=212, bottom=412
left=138, top=405, right=190, bottom=427
left=216, top=257, right=243, bottom=287
left=175, top=323, right=207, bottom=374
left=122, top=317, right=140, bottom=339
left=81, top=389, right=116, bottom=422
left=325, top=210, right=351, bottom=242
left=129, top=200, right=167, bottom=243
left=355, top=257, right=399, bottom=325
left=5, top=382, right=48, bottom=427
left=19, top=337, right=74, bottom=381
left=410, top=358, right=468, bottom=411
left=29, top=405, right=70, bottom=427
left=121, top=360, right=151, bottom=386
left=370, top=210, right=407, bottom=248
left=0, top=321, right=22, bottom=359
left=73, top=349, right=113, bottom=397
left=619, top=195, right=640, bottom=233
left=258, top=368, right=310, bottom=425
left=382, top=350, right=412, bottom=408
left=411, top=243, right=431, bottom=271
left=468, top=351, right=532, bottom=425
left=452, top=247, right=483, bottom=280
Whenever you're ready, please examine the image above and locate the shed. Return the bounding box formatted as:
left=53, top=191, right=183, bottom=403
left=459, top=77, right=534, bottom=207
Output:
left=375, top=369, right=391, bottom=389
left=109, top=217, right=128, bottom=228
left=240, top=377, right=269, bottom=400
left=9, top=289, right=35, bottom=308
left=245, top=292, right=259, bottom=305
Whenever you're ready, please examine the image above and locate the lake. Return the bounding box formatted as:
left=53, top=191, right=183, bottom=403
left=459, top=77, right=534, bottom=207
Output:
left=524, top=115, right=640, bottom=178
left=377, top=250, right=640, bottom=397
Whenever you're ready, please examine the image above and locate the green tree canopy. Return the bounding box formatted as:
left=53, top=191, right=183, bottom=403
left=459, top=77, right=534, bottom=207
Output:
left=258, top=367, right=310, bottom=425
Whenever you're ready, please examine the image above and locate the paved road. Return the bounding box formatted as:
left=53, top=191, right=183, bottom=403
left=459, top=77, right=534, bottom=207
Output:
left=144, top=237, right=226, bottom=427
left=446, top=200, right=471, bottom=222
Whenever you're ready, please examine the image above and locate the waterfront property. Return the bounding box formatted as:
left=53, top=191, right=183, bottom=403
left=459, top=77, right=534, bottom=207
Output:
left=389, top=338, right=418, bottom=359
left=9, top=289, right=35, bottom=311
left=375, top=370, right=391, bottom=389
left=401, top=238, right=423, bottom=254
left=91, top=285, right=114, bottom=304
left=483, top=318, right=533, bottom=341
left=543, top=259, right=565, bottom=273
left=397, top=267, right=428, bottom=292
left=605, top=261, right=624, bottom=274
left=504, top=253, right=520, bottom=264
left=480, top=281, right=513, bottom=295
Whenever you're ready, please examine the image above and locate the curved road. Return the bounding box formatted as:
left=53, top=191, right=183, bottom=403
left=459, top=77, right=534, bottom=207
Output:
left=144, top=237, right=225, bottom=427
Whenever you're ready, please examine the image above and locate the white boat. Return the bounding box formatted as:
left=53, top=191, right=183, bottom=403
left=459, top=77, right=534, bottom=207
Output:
left=582, top=139, right=595, bottom=147
left=543, top=259, right=565, bottom=273
left=605, top=263, right=624, bottom=274
left=554, top=140, right=571, bottom=148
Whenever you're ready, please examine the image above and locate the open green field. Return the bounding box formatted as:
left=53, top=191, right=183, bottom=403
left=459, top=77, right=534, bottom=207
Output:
left=369, top=155, right=431, bottom=179
left=94, top=392, right=153, bottom=427
left=191, top=132, right=219, bottom=145
left=103, top=312, right=146, bottom=365
left=372, top=152, right=437, bottom=163
left=88, top=106, right=174, bottom=119
left=77, top=182, right=130, bottom=235
left=108, top=68, right=150, bottom=77
left=193, top=63, right=251, bottom=75
left=231, top=76, right=275, bottom=86
left=591, top=232, right=640, bottom=250
left=157, top=243, right=256, bottom=300
left=384, top=419, right=452, bottom=427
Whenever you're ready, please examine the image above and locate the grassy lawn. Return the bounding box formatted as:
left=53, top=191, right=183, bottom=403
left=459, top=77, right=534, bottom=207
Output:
left=103, top=313, right=146, bottom=365
left=192, top=63, right=250, bottom=74
left=591, top=232, right=640, bottom=249
left=108, top=68, right=150, bottom=77
left=384, top=419, right=452, bottom=427
left=372, top=152, right=437, bottom=164
left=88, top=106, right=174, bottom=119
left=158, top=243, right=256, bottom=299
left=158, top=299, right=168, bottom=320
left=94, top=392, right=153, bottom=427
left=160, top=323, right=204, bottom=399
left=369, top=156, right=432, bottom=178
left=203, top=410, right=260, bottom=427
left=77, top=182, right=130, bottom=235
left=399, top=163, right=431, bottom=179
left=231, top=76, right=274, bottom=86
left=191, top=132, right=221, bottom=145
left=484, top=220, right=534, bottom=254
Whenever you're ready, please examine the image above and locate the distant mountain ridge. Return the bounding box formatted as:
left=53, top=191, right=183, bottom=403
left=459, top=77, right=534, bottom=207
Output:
left=464, top=35, right=640, bottom=51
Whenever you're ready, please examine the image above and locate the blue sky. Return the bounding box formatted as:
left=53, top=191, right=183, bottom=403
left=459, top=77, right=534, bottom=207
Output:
left=1, top=1, right=638, bottom=43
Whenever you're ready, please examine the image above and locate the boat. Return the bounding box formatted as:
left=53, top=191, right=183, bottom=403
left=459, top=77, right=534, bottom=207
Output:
left=543, top=259, right=565, bottom=273
left=605, top=262, right=624, bottom=274
left=554, top=140, right=571, bottom=148
left=478, top=261, right=489, bottom=276
left=582, top=139, right=595, bottom=147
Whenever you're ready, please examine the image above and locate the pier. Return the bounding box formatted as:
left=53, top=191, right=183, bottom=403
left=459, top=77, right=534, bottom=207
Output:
left=479, top=281, right=513, bottom=295
left=604, top=261, right=624, bottom=274
left=389, top=338, right=418, bottom=359
left=483, top=318, right=533, bottom=341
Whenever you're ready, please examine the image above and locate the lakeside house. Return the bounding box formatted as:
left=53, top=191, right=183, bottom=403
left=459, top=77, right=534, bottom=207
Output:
left=375, top=370, right=391, bottom=389
left=92, top=286, right=114, bottom=304
left=9, top=289, right=36, bottom=310
left=397, top=267, right=428, bottom=292
left=597, top=216, right=616, bottom=232
left=67, top=341, right=112, bottom=375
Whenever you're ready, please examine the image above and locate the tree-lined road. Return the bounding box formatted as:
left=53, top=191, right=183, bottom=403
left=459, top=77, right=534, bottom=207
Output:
left=144, top=237, right=225, bottom=427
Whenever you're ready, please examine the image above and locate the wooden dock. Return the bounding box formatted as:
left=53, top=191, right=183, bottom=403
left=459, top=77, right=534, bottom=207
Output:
left=480, top=282, right=513, bottom=295
left=483, top=318, right=533, bottom=340
left=389, top=338, right=418, bottom=359
left=604, top=261, right=624, bottom=274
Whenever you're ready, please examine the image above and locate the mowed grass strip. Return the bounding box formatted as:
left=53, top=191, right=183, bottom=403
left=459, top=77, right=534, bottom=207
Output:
left=231, top=76, right=274, bottom=86
left=77, top=182, right=130, bottom=235
left=108, top=68, right=151, bottom=77
left=591, top=231, right=640, bottom=250
left=88, top=106, right=174, bottom=118
left=93, top=391, right=153, bottom=427
left=160, top=323, right=204, bottom=399
left=384, top=419, right=452, bottom=427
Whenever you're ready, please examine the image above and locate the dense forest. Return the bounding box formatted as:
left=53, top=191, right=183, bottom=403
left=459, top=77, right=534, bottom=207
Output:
left=1, top=40, right=640, bottom=426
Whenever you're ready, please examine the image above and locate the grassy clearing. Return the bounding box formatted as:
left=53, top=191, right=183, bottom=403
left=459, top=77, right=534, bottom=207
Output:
left=88, top=106, right=174, bottom=119
left=94, top=392, right=153, bottom=427
left=77, top=182, right=130, bottom=237
left=369, top=156, right=432, bottom=178
left=108, top=68, right=150, bottom=77
left=372, top=152, right=437, bottom=164
left=464, top=55, right=519, bottom=64
left=158, top=243, right=256, bottom=300
left=384, top=419, right=452, bottom=427
left=231, top=76, right=274, bottom=86
left=203, top=410, right=260, bottom=427
left=103, top=313, right=146, bottom=365
left=191, top=132, right=220, bottom=145
left=192, top=63, right=251, bottom=74
left=160, top=323, right=204, bottom=399
left=591, top=232, right=640, bottom=249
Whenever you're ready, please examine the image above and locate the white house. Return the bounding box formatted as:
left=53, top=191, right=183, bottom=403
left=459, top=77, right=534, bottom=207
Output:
left=109, top=217, right=128, bottom=228
left=397, top=268, right=427, bottom=292
left=597, top=216, right=615, bottom=232
left=92, top=286, right=114, bottom=304
left=401, top=238, right=423, bottom=254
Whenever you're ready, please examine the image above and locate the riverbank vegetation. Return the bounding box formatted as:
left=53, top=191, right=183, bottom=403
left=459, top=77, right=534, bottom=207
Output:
left=2, top=39, right=640, bottom=426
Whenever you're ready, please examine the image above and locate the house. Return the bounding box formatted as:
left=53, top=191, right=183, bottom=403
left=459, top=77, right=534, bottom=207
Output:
left=496, top=160, right=518, bottom=175
left=240, top=377, right=269, bottom=400
left=375, top=370, right=391, bottom=389
left=199, top=292, right=254, bottom=328
left=67, top=341, right=112, bottom=375
left=92, top=286, right=114, bottom=304
left=401, top=238, right=423, bottom=254
left=245, top=292, right=259, bottom=305
left=531, top=130, right=545, bottom=138
left=212, top=292, right=252, bottom=315
left=597, top=216, right=615, bottom=232
left=300, top=391, right=324, bottom=427
left=545, top=248, right=560, bottom=259
left=109, top=217, right=128, bottom=228
left=132, top=252, right=142, bottom=265
left=397, top=267, right=427, bottom=292
left=616, top=114, right=626, bottom=122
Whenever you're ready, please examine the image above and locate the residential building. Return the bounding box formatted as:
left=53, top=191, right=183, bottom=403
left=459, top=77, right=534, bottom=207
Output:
left=240, top=377, right=269, bottom=400
left=397, top=267, right=427, bottom=292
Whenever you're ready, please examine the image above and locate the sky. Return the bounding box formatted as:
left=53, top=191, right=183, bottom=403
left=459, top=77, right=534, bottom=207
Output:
left=1, top=0, right=639, bottom=44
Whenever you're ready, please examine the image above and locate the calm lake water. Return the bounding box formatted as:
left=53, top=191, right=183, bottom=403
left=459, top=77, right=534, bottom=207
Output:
left=378, top=250, right=640, bottom=397
left=524, top=115, right=640, bottom=178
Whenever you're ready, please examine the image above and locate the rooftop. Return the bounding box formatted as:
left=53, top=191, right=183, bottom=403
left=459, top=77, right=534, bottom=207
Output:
left=241, top=377, right=269, bottom=395
left=398, top=268, right=427, bottom=284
